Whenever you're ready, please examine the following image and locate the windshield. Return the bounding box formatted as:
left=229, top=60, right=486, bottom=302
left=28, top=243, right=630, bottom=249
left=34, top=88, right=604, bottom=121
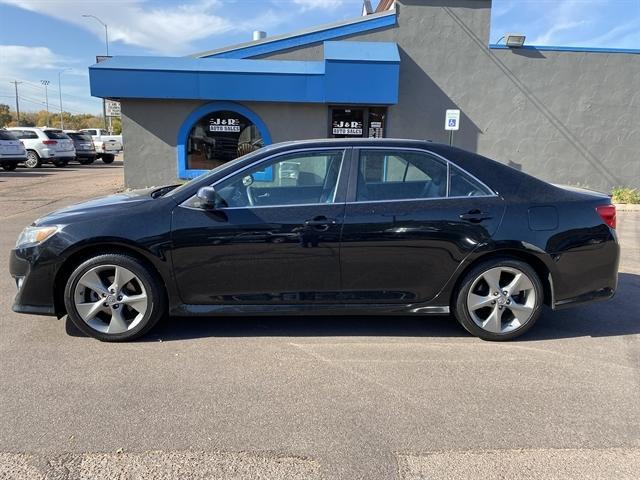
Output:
left=166, top=147, right=270, bottom=198
left=45, top=130, right=71, bottom=140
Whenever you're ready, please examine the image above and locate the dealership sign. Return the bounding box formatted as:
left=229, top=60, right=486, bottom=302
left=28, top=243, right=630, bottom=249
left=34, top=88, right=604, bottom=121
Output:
left=210, top=118, right=241, bottom=132
left=332, top=120, right=363, bottom=136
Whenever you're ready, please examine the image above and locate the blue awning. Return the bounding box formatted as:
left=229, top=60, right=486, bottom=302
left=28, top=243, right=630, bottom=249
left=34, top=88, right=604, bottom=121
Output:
left=89, top=41, right=400, bottom=105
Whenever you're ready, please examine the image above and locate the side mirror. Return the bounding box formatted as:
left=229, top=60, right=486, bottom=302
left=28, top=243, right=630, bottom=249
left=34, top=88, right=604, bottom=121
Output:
left=195, top=186, right=224, bottom=210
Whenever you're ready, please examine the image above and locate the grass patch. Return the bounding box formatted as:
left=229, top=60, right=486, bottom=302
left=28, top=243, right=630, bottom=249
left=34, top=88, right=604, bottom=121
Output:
left=611, top=187, right=640, bottom=204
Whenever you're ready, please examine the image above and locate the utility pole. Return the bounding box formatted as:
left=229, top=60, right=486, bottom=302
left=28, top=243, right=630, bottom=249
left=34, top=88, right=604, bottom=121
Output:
left=10, top=81, right=22, bottom=125
left=41, top=80, right=50, bottom=126
left=58, top=69, right=70, bottom=129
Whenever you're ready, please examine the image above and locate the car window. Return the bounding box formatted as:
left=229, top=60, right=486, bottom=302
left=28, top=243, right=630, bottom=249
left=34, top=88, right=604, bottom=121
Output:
left=84, top=130, right=97, bottom=136
left=449, top=164, right=493, bottom=197
left=357, top=149, right=447, bottom=201
left=13, top=130, right=38, bottom=139
left=68, top=133, right=92, bottom=141
left=44, top=130, right=70, bottom=140
left=0, top=130, right=18, bottom=140
left=212, top=149, right=345, bottom=208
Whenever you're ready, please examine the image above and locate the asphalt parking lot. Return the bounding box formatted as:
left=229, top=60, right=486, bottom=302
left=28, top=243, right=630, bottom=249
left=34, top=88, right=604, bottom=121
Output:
left=0, top=161, right=638, bottom=479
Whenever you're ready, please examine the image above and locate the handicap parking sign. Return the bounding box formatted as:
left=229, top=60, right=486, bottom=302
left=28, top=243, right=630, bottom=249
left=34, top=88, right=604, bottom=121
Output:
left=445, top=109, right=460, bottom=131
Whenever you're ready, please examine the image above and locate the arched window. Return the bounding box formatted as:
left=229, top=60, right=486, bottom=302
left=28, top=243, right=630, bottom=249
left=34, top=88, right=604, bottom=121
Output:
left=178, top=102, right=272, bottom=179
left=187, top=110, right=264, bottom=170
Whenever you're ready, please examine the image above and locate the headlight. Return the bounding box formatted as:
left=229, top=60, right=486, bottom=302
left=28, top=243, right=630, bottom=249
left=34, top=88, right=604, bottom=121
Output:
left=15, top=225, right=61, bottom=248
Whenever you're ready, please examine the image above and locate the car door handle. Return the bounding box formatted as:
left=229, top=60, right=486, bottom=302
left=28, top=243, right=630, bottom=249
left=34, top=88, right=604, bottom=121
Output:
left=304, top=216, right=337, bottom=226
left=459, top=210, right=492, bottom=223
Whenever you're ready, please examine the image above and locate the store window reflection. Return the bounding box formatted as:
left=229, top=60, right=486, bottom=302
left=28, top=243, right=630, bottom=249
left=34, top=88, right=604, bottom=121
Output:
left=187, top=110, right=264, bottom=170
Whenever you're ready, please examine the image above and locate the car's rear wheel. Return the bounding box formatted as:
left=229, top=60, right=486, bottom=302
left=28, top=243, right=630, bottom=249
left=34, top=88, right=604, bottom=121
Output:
left=1, top=162, right=17, bottom=171
left=25, top=151, right=41, bottom=168
left=79, top=158, right=94, bottom=165
left=53, top=159, right=68, bottom=168
left=454, top=258, right=543, bottom=341
left=63, top=253, right=166, bottom=341
left=101, top=154, right=115, bottom=164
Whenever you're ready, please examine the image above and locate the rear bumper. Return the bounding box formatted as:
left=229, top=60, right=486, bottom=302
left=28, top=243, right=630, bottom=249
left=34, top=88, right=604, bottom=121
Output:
left=0, top=156, right=27, bottom=163
left=76, top=152, right=97, bottom=159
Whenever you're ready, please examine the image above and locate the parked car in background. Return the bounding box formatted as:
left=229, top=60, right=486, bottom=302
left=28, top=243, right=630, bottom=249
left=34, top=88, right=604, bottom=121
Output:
left=64, top=130, right=97, bottom=165
left=0, top=129, right=27, bottom=171
left=9, top=139, right=620, bottom=342
left=6, top=127, right=75, bottom=168
left=79, top=128, right=122, bottom=164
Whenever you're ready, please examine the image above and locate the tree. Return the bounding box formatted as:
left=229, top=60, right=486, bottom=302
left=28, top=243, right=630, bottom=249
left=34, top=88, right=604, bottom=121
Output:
left=0, top=104, right=11, bottom=127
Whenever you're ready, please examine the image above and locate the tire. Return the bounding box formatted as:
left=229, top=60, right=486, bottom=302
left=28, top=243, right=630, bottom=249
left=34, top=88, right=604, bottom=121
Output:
left=101, top=154, right=115, bottom=164
left=1, top=163, right=17, bottom=171
left=63, top=253, right=166, bottom=342
left=25, top=151, right=41, bottom=168
left=53, top=159, right=68, bottom=168
left=79, top=158, right=94, bottom=165
left=453, top=257, right=544, bottom=341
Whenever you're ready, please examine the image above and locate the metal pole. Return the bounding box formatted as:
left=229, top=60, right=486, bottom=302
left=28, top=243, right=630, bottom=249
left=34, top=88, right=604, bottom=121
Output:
left=449, top=130, right=453, bottom=146
left=41, top=80, right=50, bottom=126
left=11, top=81, right=22, bottom=125
left=105, top=23, right=109, bottom=56
left=58, top=72, right=63, bottom=129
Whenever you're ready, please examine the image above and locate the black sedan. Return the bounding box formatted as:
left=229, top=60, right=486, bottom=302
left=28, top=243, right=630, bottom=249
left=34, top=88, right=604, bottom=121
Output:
left=10, top=139, right=619, bottom=341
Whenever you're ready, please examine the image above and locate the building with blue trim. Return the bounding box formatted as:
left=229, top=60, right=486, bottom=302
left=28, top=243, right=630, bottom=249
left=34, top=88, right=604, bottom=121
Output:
left=89, top=0, right=639, bottom=190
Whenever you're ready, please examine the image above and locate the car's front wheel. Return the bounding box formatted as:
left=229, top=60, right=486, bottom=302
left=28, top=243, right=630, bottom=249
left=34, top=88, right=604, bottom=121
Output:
left=101, top=154, right=115, bottom=164
left=454, top=257, right=543, bottom=341
left=1, top=162, right=18, bottom=171
left=63, top=253, right=166, bottom=341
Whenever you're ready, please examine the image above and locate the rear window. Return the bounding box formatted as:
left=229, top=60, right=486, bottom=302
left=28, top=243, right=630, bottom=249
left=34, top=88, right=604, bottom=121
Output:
left=68, top=133, right=92, bottom=141
left=0, top=130, right=18, bottom=140
left=44, top=130, right=71, bottom=140
left=83, top=129, right=97, bottom=135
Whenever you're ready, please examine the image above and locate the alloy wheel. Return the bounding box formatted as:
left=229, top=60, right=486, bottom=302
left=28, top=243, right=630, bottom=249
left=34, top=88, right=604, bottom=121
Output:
left=466, top=266, right=537, bottom=334
left=73, top=264, right=148, bottom=334
left=25, top=152, right=39, bottom=168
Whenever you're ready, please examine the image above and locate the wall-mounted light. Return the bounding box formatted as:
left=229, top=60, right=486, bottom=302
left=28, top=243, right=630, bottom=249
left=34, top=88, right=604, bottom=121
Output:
left=505, top=33, right=526, bottom=48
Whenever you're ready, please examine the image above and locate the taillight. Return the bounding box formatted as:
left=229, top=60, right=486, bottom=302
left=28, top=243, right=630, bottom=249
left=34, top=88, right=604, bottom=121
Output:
left=43, top=140, right=57, bottom=145
left=596, top=204, right=616, bottom=229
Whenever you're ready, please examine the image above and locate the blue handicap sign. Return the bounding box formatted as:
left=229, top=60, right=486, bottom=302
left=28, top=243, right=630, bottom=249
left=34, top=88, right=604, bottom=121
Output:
left=448, top=119, right=457, bottom=127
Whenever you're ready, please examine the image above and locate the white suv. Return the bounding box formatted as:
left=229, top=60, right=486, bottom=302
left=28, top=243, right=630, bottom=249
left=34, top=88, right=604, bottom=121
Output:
left=6, top=127, right=76, bottom=168
left=0, top=129, right=27, bottom=171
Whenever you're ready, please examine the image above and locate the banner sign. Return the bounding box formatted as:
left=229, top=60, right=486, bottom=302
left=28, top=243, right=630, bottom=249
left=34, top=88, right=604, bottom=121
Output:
left=332, top=120, right=363, bottom=136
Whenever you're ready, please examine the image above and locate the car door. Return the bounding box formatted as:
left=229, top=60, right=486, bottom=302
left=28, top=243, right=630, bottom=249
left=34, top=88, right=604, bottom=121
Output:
left=339, top=147, right=505, bottom=304
left=171, top=147, right=350, bottom=305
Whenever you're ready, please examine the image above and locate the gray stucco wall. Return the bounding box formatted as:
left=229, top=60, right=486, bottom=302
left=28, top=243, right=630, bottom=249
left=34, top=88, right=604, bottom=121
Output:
left=122, top=0, right=639, bottom=190
left=122, top=100, right=327, bottom=187
left=262, top=0, right=640, bottom=191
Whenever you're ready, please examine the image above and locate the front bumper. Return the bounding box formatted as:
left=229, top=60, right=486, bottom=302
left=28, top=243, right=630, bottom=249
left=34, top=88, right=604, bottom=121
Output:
left=10, top=247, right=58, bottom=316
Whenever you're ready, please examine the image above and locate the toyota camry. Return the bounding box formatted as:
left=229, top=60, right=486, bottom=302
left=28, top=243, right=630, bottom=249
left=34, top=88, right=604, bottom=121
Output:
left=10, top=139, right=619, bottom=341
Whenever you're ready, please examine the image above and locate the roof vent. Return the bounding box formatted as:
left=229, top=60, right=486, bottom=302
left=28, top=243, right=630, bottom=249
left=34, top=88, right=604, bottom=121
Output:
left=253, top=30, right=267, bottom=41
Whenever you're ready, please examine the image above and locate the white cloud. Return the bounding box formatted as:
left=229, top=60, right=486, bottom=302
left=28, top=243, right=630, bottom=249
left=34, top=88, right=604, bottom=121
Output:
left=0, top=0, right=237, bottom=55
left=293, top=0, right=345, bottom=11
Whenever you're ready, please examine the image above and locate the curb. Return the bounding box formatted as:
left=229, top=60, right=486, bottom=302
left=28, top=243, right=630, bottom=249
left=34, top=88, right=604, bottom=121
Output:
left=614, top=204, right=640, bottom=212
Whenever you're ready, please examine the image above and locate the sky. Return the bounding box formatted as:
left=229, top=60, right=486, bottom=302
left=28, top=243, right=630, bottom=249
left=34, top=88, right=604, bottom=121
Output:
left=0, top=0, right=638, bottom=115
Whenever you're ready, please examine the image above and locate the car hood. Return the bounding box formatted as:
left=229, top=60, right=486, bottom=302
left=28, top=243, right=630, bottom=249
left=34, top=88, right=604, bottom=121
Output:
left=34, top=188, right=163, bottom=225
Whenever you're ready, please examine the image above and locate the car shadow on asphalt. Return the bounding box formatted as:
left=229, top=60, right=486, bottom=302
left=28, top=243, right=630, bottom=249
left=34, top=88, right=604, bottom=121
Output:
left=65, top=273, right=640, bottom=342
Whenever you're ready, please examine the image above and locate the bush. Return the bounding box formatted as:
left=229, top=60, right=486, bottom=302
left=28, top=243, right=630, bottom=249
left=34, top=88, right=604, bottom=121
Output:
left=611, top=187, right=640, bottom=204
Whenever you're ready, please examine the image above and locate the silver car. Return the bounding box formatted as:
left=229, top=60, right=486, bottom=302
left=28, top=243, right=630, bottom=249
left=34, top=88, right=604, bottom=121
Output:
left=6, top=127, right=76, bottom=168
left=0, top=129, right=27, bottom=171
